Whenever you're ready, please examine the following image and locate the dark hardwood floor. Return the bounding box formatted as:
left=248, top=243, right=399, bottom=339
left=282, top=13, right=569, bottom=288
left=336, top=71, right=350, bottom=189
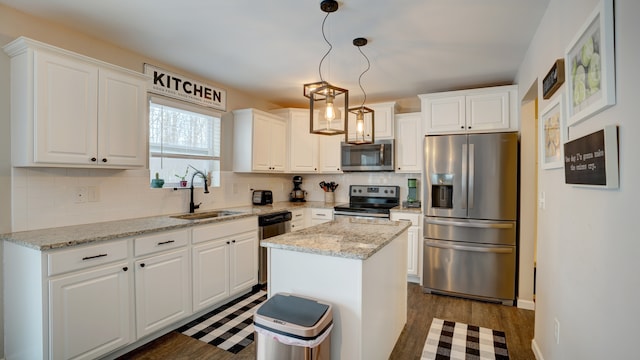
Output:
left=119, top=283, right=535, bottom=360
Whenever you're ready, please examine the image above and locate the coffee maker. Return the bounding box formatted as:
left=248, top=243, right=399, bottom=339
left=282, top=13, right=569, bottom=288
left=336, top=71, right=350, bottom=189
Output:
left=289, top=176, right=307, bottom=202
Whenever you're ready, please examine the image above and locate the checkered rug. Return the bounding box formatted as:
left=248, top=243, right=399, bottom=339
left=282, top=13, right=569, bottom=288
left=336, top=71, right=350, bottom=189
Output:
left=177, top=289, right=267, bottom=354
left=422, top=318, right=510, bottom=360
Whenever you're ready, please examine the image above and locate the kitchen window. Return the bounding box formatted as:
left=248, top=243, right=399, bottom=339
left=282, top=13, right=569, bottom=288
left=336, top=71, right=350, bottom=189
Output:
left=149, top=97, right=221, bottom=187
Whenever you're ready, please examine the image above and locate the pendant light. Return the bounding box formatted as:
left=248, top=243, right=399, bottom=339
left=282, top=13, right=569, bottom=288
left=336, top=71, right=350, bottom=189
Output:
left=303, top=0, right=348, bottom=136
left=347, top=37, right=375, bottom=145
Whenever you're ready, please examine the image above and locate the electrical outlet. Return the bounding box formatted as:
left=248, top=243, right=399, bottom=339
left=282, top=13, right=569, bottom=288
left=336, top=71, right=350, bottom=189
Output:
left=74, top=186, right=88, bottom=203
left=554, top=318, right=560, bottom=344
left=539, top=191, right=546, bottom=210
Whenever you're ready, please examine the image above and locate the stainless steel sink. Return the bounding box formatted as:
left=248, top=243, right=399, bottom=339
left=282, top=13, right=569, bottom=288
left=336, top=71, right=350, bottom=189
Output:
left=170, top=210, right=243, bottom=220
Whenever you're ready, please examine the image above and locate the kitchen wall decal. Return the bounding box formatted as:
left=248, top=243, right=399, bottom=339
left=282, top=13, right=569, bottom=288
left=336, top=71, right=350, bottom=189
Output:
left=542, top=59, right=565, bottom=100
left=144, top=63, right=226, bottom=111
left=540, top=91, right=567, bottom=169
left=564, top=0, right=615, bottom=127
left=564, top=125, right=618, bottom=189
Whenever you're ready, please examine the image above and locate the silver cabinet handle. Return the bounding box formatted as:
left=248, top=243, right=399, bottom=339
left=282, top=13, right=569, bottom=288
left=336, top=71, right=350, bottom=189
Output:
left=425, top=239, right=513, bottom=254
left=425, top=218, right=513, bottom=229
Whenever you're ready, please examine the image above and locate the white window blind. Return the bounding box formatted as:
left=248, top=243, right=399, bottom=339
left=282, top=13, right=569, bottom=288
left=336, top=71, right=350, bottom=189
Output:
left=149, top=97, right=221, bottom=187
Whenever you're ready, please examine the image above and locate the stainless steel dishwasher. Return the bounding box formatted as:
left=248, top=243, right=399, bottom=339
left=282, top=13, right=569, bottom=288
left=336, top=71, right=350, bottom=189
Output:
left=258, top=211, right=292, bottom=284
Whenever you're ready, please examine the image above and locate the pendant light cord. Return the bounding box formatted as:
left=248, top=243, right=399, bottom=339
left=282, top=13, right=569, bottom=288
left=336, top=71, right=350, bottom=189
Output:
left=357, top=45, right=370, bottom=109
left=318, top=12, right=332, bottom=83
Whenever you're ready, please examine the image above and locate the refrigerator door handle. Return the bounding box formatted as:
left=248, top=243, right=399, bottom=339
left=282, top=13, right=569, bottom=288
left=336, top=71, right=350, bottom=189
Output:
left=461, top=143, right=468, bottom=209
left=468, top=143, right=475, bottom=209
left=425, top=218, right=514, bottom=229
left=425, top=239, right=514, bottom=254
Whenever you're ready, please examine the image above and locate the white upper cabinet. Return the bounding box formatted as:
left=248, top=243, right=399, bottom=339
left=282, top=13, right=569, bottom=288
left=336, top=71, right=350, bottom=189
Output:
left=347, top=101, right=396, bottom=141
left=319, top=134, right=343, bottom=173
left=270, top=108, right=319, bottom=173
left=420, top=85, right=518, bottom=134
left=233, top=108, right=287, bottom=172
left=395, top=112, right=423, bottom=173
left=4, top=37, right=147, bottom=168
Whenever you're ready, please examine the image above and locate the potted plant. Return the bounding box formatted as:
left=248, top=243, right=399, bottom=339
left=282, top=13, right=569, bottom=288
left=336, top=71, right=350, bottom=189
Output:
left=175, top=168, right=189, bottom=187
left=150, top=172, right=165, bottom=188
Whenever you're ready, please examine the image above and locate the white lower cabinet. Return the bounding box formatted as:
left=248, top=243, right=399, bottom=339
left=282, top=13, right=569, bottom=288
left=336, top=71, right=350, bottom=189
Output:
left=192, top=239, right=230, bottom=312
left=310, top=208, right=333, bottom=226
left=4, top=216, right=259, bottom=360
left=229, top=231, right=259, bottom=293
left=390, top=212, right=422, bottom=283
left=290, top=208, right=306, bottom=232
left=134, top=248, right=191, bottom=339
left=49, top=261, right=132, bottom=360
left=191, top=217, right=259, bottom=312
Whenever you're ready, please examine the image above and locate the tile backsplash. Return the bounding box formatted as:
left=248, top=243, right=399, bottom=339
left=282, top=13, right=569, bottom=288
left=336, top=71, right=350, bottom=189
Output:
left=11, top=168, right=421, bottom=231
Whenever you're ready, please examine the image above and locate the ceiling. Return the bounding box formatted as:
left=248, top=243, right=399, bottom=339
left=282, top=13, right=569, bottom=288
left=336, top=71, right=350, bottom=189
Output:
left=1, top=0, right=550, bottom=108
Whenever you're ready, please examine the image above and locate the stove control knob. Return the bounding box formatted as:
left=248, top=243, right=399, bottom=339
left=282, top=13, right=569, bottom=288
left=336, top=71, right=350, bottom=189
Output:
left=384, top=190, right=388, bottom=194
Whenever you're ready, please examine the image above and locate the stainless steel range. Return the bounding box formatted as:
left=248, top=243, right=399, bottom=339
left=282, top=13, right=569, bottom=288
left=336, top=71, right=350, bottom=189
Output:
left=334, top=185, right=400, bottom=219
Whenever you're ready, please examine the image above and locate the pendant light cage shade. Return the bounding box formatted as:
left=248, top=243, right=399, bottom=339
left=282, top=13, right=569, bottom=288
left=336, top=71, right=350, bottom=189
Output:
left=347, top=37, right=375, bottom=145
left=304, top=0, right=349, bottom=136
left=348, top=106, right=374, bottom=144
left=308, top=81, right=349, bottom=135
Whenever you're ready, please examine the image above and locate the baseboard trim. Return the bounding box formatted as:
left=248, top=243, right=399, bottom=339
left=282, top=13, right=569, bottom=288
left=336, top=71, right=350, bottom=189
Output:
left=517, top=298, right=535, bottom=310
left=532, top=338, right=544, bottom=360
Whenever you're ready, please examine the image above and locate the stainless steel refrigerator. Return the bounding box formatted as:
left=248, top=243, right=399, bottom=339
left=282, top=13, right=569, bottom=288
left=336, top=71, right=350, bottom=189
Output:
left=423, top=132, right=518, bottom=305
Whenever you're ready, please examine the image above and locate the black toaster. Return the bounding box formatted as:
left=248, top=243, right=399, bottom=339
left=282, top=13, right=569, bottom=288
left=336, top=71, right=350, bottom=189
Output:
left=252, top=190, right=273, bottom=205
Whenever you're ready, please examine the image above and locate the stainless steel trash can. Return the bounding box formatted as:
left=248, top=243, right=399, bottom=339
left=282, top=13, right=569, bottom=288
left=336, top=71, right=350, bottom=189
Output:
left=254, top=293, right=333, bottom=360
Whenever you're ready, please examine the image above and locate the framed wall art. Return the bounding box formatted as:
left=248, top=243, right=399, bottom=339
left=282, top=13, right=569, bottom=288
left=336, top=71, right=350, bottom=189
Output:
left=539, top=92, right=567, bottom=169
left=564, top=0, right=615, bottom=127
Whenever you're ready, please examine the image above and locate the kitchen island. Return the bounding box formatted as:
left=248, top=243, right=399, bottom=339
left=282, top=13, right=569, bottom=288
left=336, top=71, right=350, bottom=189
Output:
left=260, top=217, right=410, bottom=360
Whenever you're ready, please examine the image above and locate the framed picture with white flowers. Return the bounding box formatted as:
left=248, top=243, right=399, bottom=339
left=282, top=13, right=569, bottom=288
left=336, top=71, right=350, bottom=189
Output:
left=564, top=0, right=615, bottom=126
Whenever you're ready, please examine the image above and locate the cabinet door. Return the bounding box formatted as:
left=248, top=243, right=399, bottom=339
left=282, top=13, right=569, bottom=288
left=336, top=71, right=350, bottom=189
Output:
left=369, top=102, right=395, bottom=139
left=135, top=248, right=190, bottom=338
left=192, top=240, right=230, bottom=312
left=424, top=96, right=466, bottom=134
left=465, top=91, right=510, bottom=132
left=269, top=117, right=287, bottom=172
left=98, top=68, right=147, bottom=167
left=395, top=113, right=423, bottom=173
left=319, top=134, right=342, bottom=173
left=251, top=115, right=272, bottom=171
left=229, top=231, right=258, bottom=295
left=35, top=50, right=98, bottom=165
left=406, top=226, right=420, bottom=277
left=288, top=110, right=319, bottom=173
left=49, top=262, right=131, bottom=360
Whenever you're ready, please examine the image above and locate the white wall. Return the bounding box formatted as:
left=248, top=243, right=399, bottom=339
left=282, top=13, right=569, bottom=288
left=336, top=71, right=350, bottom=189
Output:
left=516, top=0, right=640, bottom=359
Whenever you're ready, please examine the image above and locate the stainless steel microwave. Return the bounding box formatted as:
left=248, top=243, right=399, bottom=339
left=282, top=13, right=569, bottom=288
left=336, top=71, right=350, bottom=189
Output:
left=341, top=140, right=394, bottom=171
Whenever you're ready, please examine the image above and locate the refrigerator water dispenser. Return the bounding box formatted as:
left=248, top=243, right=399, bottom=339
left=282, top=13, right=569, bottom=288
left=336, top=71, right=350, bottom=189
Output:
left=431, top=174, right=453, bottom=209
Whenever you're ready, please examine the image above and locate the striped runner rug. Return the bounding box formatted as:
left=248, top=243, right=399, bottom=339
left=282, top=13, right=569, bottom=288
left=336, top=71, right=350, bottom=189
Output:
left=422, top=318, right=510, bottom=360
left=177, top=289, right=267, bottom=354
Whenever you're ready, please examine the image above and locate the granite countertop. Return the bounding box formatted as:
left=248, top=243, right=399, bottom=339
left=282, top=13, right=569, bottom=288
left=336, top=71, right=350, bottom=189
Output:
left=390, top=205, right=422, bottom=214
left=260, top=217, right=411, bottom=260
left=0, top=201, right=334, bottom=251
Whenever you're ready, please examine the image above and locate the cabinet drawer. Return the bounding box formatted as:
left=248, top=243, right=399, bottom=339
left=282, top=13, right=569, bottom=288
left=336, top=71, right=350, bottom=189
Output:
left=311, top=208, right=333, bottom=220
left=390, top=212, right=421, bottom=226
left=134, top=229, right=189, bottom=256
left=192, top=217, right=258, bottom=244
left=48, top=239, right=128, bottom=276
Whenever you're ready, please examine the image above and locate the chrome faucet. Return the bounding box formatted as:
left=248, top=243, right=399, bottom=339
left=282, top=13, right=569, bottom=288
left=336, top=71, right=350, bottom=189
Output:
left=189, top=170, right=210, bottom=213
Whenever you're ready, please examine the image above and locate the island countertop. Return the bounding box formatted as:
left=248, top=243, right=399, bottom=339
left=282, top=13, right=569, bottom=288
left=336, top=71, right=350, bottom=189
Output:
left=260, top=217, right=411, bottom=260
